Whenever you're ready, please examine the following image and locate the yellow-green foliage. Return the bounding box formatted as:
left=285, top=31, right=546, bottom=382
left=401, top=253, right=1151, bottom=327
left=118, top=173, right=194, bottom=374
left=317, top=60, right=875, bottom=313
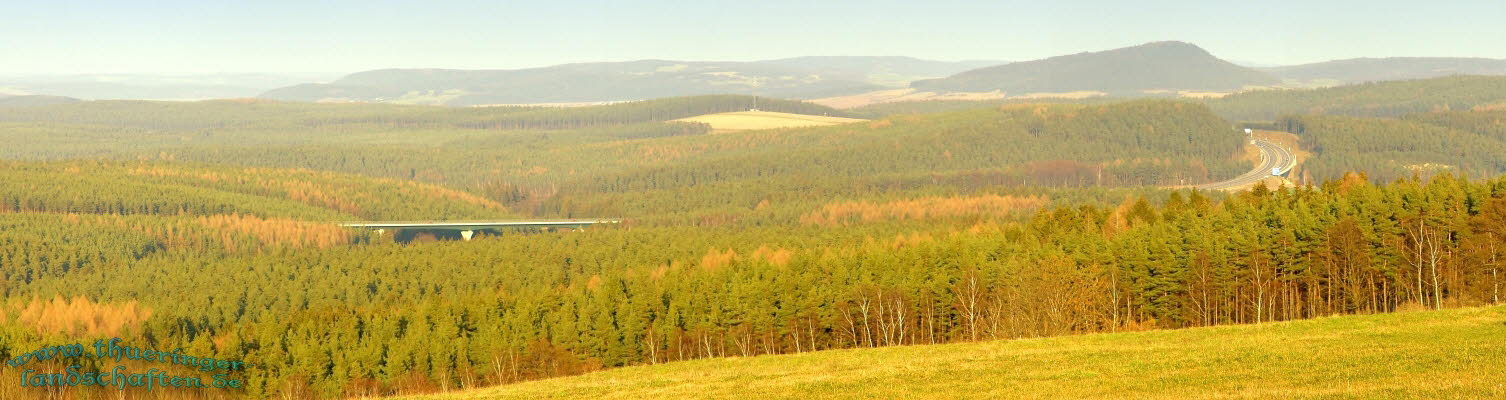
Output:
left=403, top=306, right=1506, bottom=399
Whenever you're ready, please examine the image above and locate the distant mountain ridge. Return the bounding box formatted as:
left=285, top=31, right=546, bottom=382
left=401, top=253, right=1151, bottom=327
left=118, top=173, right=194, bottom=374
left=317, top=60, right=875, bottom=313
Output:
left=911, top=41, right=1280, bottom=95
left=0, top=73, right=333, bottom=101
left=260, top=57, right=1000, bottom=106
left=254, top=45, right=1506, bottom=106
left=1263, top=57, right=1506, bottom=84
left=756, top=56, right=1004, bottom=86
left=0, top=94, right=81, bottom=107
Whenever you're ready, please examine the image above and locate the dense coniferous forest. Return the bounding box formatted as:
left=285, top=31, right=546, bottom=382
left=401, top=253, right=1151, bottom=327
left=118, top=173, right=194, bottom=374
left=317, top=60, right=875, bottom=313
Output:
left=0, top=161, right=510, bottom=221
left=2, top=80, right=1506, bottom=399
left=1208, top=75, right=1506, bottom=122
left=0, top=95, right=844, bottom=131
left=850, top=75, right=1506, bottom=122
left=0, top=98, right=1249, bottom=222
left=1278, top=114, right=1506, bottom=182
left=5, top=174, right=1506, bottom=398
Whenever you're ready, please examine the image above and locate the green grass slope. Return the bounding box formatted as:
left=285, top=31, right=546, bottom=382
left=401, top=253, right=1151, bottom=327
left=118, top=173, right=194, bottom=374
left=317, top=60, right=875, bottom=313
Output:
left=403, top=306, right=1506, bottom=399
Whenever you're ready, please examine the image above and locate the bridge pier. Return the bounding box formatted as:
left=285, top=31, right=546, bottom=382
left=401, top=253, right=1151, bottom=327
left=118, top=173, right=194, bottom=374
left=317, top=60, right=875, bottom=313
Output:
left=461, top=230, right=475, bottom=241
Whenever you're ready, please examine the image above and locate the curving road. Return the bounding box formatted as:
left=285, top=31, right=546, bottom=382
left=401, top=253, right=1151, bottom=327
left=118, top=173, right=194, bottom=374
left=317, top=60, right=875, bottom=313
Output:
left=1196, top=139, right=1296, bottom=191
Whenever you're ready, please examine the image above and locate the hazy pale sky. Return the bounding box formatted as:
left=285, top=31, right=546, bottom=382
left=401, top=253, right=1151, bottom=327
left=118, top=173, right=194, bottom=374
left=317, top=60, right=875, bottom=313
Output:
left=3, top=0, right=1504, bottom=75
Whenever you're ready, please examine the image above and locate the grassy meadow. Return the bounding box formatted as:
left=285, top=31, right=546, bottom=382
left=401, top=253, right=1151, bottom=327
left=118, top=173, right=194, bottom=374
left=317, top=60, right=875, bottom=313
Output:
left=400, top=305, right=1506, bottom=399
left=673, top=110, right=866, bottom=131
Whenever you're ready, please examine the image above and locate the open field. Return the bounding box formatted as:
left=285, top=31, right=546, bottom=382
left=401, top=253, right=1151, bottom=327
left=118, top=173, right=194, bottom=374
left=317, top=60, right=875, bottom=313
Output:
left=397, top=305, right=1506, bottom=400
left=672, top=110, right=866, bottom=131
left=810, top=88, right=1007, bottom=109
left=1010, top=90, right=1108, bottom=100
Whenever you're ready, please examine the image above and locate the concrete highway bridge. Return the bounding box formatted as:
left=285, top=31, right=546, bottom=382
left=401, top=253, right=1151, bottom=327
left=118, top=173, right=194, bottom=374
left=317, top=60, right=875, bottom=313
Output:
left=341, top=219, right=620, bottom=241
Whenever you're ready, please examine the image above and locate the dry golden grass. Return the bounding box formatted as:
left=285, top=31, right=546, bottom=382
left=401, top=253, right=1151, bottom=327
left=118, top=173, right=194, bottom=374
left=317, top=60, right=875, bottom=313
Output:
left=1010, top=90, right=1108, bottom=100
left=809, top=89, right=1006, bottom=109
left=672, top=111, right=866, bottom=132
left=396, top=305, right=1506, bottom=399
left=809, top=88, right=918, bottom=108
left=1138, top=90, right=1232, bottom=99
left=810, top=88, right=1109, bottom=109
left=1176, top=90, right=1232, bottom=99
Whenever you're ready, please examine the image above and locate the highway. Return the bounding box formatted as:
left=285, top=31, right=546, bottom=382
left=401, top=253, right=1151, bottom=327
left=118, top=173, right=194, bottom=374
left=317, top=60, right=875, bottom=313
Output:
left=340, top=219, right=620, bottom=240
left=1196, top=138, right=1296, bottom=191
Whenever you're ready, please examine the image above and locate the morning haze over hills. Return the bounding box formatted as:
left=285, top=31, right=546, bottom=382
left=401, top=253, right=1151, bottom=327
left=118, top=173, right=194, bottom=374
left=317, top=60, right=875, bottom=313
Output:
left=6, top=40, right=1505, bottom=105
left=256, top=57, right=1000, bottom=106
left=243, top=41, right=1506, bottom=106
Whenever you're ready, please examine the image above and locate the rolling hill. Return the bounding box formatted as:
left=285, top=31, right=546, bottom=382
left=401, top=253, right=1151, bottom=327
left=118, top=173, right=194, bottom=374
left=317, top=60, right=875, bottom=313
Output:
left=0, top=161, right=512, bottom=221
left=257, top=57, right=1006, bottom=106
left=1264, top=57, right=1506, bottom=85
left=0, top=96, right=1247, bottom=221
left=399, top=305, right=1506, bottom=399
left=8, top=83, right=1506, bottom=400
left=1208, top=75, right=1506, bottom=122
left=0, top=73, right=330, bottom=100
left=260, top=61, right=867, bottom=106
left=0, top=94, right=80, bottom=107
left=756, top=56, right=1004, bottom=86
left=911, top=41, right=1280, bottom=96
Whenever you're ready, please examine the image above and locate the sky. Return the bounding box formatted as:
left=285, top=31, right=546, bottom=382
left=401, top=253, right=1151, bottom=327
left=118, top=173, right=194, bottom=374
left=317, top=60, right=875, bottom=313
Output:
left=3, top=0, right=1505, bottom=75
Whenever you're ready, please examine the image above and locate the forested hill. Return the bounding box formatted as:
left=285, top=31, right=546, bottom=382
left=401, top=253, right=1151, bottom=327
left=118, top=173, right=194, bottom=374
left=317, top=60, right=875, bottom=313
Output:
left=754, top=56, right=1004, bottom=86
left=0, top=95, right=843, bottom=133
left=8, top=172, right=1506, bottom=399
left=1278, top=109, right=1506, bottom=183
left=257, top=57, right=1006, bottom=106
left=1200, top=76, right=1506, bottom=184
left=1209, top=75, right=1506, bottom=122
left=0, top=97, right=1246, bottom=224
left=535, top=101, right=1249, bottom=220
left=0, top=161, right=512, bottom=221
left=6, top=80, right=1506, bottom=400
left=0, top=94, right=80, bottom=107
left=191, top=101, right=1250, bottom=221
left=259, top=61, right=884, bottom=105
left=1264, top=57, right=1506, bottom=85
left=910, top=41, right=1279, bottom=95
